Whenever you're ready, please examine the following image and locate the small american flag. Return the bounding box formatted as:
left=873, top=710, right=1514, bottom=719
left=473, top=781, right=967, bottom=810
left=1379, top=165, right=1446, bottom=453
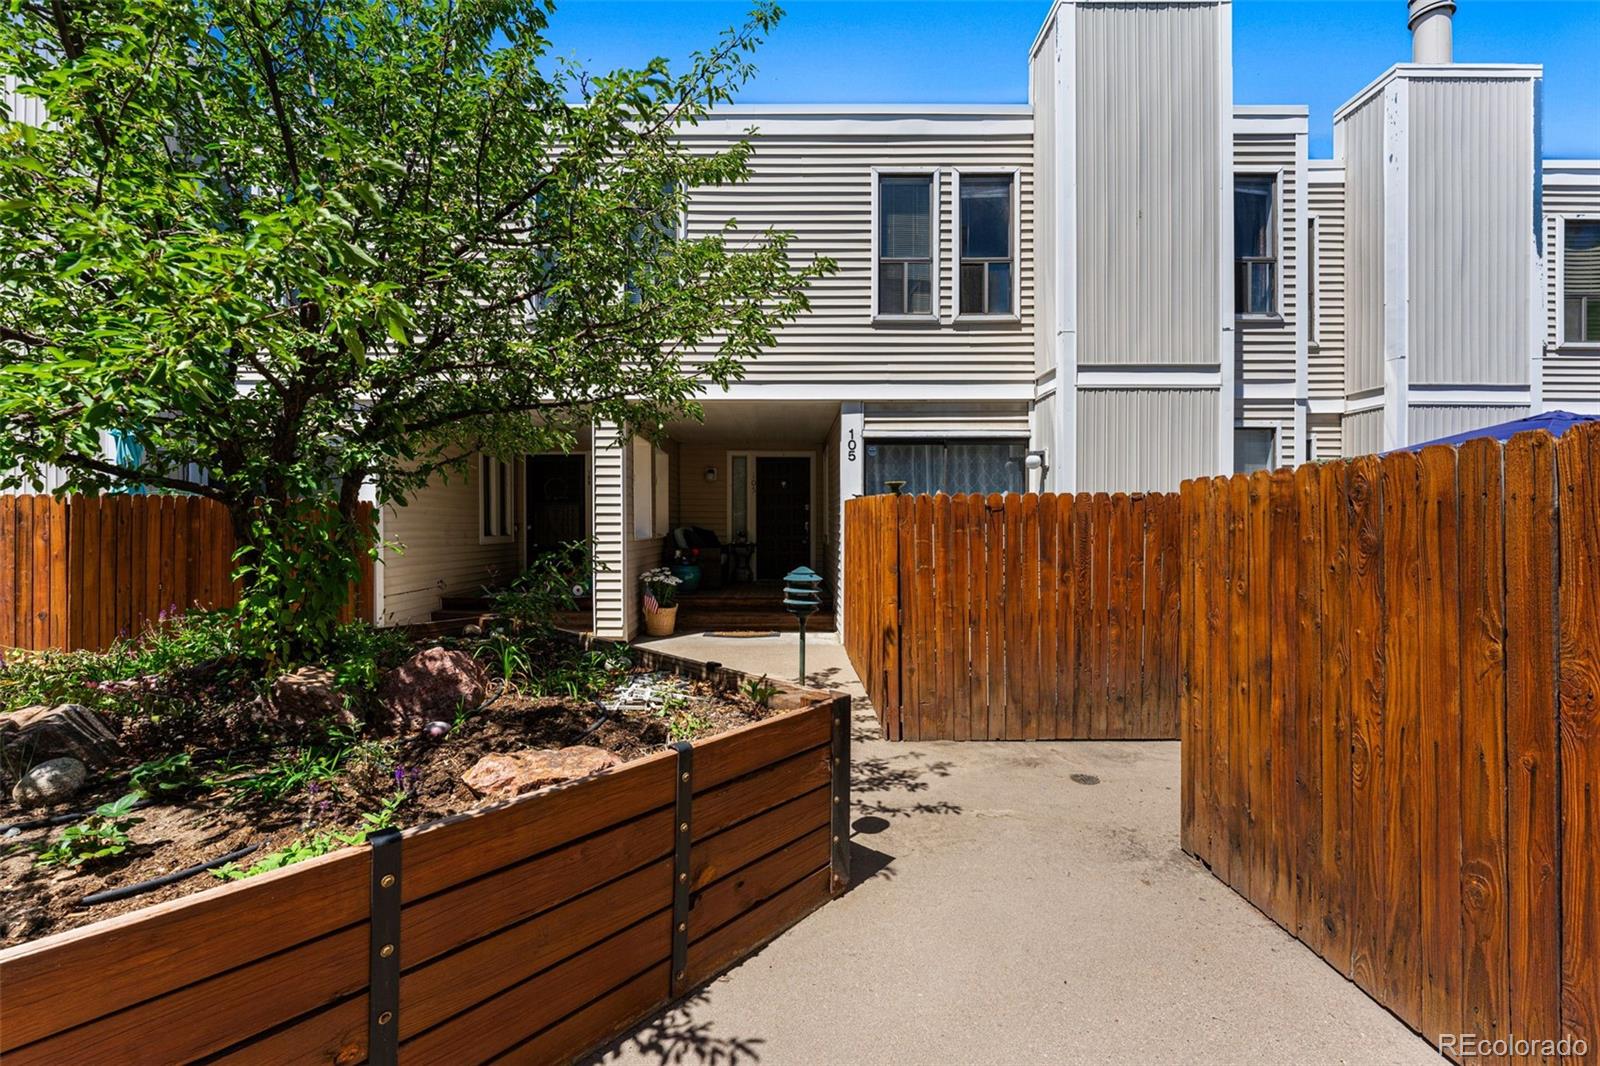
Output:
left=644, top=590, right=659, bottom=613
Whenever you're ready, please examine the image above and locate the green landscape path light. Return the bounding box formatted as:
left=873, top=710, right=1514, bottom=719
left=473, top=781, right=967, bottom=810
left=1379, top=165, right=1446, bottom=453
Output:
left=783, top=566, right=824, bottom=684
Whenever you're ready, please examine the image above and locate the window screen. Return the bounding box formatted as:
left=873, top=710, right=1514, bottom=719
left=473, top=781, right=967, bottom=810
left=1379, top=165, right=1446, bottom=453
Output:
left=959, top=176, right=1014, bottom=316
left=1235, top=176, right=1276, bottom=316
left=878, top=176, right=934, bottom=316
left=864, top=440, right=1026, bottom=496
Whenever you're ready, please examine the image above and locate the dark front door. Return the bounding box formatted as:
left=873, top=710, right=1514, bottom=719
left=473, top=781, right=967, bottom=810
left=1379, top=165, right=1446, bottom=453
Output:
left=526, top=455, right=586, bottom=553
left=754, top=456, right=811, bottom=580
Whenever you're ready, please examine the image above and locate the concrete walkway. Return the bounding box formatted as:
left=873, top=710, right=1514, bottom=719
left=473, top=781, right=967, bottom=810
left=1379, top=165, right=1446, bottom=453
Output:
left=595, top=632, right=1439, bottom=1066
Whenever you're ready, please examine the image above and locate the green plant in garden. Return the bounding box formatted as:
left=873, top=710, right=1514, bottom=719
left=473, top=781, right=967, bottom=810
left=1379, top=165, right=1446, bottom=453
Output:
left=35, top=793, right=143, bottom=867
left=129, top=752, right=203, bottom=799
left=491, top=542, right=598, bottom=633
left=211, top=742, right=349, bottom=804
left=474, top=631, right=533, bottom=692
left=529, top=646, right=631, bottom=699
left=212, top=791, right=407, bottom=881
left=0, top=610, right=241, bottom=712
left=740, top=675, right=780, bottom=708
left=0, top=0, right=832, bottom=661
left=323, top=622, right=414, bottom=707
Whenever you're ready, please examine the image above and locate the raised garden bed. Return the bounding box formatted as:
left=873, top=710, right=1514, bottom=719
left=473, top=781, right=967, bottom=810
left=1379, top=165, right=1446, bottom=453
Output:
left=0, top=639, right=850, bottom=1063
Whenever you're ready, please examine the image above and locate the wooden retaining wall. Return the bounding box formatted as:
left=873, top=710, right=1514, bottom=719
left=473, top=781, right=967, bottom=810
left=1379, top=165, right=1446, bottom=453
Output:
left=843, top=491, right=1182, bottom=741
left=0, top=675, right=850, bottom=1063
left=0, top=495, right=375, bottom=652
left=1178, top=423, right=1599, bottom=1063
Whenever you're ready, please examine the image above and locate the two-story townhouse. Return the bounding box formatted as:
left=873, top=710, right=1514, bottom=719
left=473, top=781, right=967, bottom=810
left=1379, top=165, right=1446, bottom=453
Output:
left=6, top=1, right=1596, bottom=641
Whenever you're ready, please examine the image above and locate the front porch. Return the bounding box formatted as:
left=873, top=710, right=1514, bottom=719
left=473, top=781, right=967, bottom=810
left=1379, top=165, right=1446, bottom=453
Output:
left=604, top=398, right=845, bottom=640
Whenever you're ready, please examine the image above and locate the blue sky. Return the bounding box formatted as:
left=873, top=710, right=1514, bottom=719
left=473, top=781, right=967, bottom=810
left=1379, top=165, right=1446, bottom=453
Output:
left=546, top=0, right=1598, bottom=158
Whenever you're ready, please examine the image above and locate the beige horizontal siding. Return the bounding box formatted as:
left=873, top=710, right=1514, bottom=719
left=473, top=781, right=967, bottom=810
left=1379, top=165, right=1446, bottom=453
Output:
left=861, top=401, right=1030, bottom=436
left=679, top=131, right=1034, bottom=386
left=1307, top=415, right=1344, bottom=462
left=381, top=457, right=520, bottom=625
left=1236, top=398, right=1298, bottom=467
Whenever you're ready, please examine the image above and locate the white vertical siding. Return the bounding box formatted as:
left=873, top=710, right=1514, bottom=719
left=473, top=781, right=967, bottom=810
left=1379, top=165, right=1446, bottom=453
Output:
left=1032, top=22, right=1057, bottom=377
left=1076, top=388, right=1219, bottom=492
left=1407, top=77, right=1535, bottom=386
left=1074, top=2, right=1221, bottom=366
left=1410, top=404, right=1530, bottom=442
left=678, top=112, right=1034, bottom=387
left=591, top=423, right=629, bottom=639
left=1308, top=167, right=1348, bottom=400
left=1341, top=409, right=1383, bottom=457
left=1235, top=132, right=1301, bottom=383
left=3, top=75, right=47, bottom=127
left=1341, top=96, right=1386, bottom=396
left=1543, top=172, right=1600, bottom=402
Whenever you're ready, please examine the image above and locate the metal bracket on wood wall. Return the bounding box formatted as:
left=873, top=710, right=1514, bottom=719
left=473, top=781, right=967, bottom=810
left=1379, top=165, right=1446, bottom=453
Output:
left=830, top=698, right=851, bottom=895
left=670, top=740, right=693, bottom=993
left=367, top=827, right=403, bottom=1066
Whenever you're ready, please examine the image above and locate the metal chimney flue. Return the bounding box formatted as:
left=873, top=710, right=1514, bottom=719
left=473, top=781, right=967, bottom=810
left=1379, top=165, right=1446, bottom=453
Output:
left=1408, top=0, right=1455, bottom=63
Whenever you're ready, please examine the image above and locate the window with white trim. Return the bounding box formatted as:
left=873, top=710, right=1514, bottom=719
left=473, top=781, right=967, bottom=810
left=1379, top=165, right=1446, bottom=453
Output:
left=479, top=455, right=513, bottom=543
left=877, top=175, right=934, bottom=317
left=958, top=174, right=1015, bottom=316
left=1235, top=175, right=1277, bottom=316
left=1563, top=219, right=1600, bottom=344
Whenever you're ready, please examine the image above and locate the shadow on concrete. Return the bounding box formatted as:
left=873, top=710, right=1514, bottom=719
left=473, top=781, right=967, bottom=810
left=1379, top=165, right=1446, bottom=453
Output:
left=842, top=840, right=895, bottom=892
left=586, top=989, right=765, bottom=1066
left=852, top=748, right=961, bottom=822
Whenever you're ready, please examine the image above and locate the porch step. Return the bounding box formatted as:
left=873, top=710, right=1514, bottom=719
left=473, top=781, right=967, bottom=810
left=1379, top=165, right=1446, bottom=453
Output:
left=672, top=609, right=835, bottom=633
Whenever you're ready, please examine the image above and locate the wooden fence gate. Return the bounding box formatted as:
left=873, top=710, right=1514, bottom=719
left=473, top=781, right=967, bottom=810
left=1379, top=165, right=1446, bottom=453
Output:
left=843, top=491, right=1182, bottom=741
left=1178, top=424, right=1599, bottom=1063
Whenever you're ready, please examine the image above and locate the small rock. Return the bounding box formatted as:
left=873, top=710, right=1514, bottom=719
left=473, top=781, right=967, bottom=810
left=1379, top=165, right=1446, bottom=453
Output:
left=462, top=747, right=621, bottom=800
left=462, top=624, right=483, bottom=636
left=12, top=757, right=88, bottom=809
left=0, top=703, right=120, bottom=768
left=378, top=647, right=486, bottom=735
left=269, top=667, right=354, bottom=731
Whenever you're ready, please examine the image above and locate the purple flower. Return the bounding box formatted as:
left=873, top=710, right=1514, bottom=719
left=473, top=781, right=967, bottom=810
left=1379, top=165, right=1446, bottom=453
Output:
left=393, top=765, right=409, bottom=785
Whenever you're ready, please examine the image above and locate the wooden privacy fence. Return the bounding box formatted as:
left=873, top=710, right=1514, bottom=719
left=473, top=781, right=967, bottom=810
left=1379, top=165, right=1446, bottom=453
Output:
left=1179, top=422, right=1599, bottom=1063
left=844, top=490, right=1183, bottom=741
left=0, top=495, right=375, bottom=652
left=0, top=659, right=852, bottom=1064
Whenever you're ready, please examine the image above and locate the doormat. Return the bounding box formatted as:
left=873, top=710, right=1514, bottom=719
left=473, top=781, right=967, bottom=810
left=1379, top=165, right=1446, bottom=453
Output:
left=709, top=630, right=781, bottom=639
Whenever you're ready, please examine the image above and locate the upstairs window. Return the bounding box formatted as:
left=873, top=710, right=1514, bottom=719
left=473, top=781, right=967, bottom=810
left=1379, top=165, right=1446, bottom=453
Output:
left=1563, top=219, right=1600, bottom=345
left=877, top=175, right=934, bottom=317
left=480, top=455, right=513, bottom=543
left=958, top=174, right=1015, bottom=316
left=1235, top=175, right=1277, bottom=317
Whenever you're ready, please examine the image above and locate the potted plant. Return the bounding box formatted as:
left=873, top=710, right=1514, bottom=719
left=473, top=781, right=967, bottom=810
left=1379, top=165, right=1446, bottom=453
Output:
left=641, top=567, right=683, bottom=636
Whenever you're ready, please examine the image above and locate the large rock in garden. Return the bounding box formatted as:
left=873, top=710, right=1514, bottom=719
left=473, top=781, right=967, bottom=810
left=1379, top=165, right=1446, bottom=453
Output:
left=462, top=747, right=621, bottom=800
left=0, top=703, right=120, bottom=768
left=378, top=647, right=487, bottom=734
left=270, top=667, right=355, bottom=730
left=12, top=757, right=88, bottom=808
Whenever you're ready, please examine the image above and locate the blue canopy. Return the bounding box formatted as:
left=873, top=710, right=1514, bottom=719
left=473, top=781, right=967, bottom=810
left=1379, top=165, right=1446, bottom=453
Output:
left=1404, top=410, right=1600, bottom=451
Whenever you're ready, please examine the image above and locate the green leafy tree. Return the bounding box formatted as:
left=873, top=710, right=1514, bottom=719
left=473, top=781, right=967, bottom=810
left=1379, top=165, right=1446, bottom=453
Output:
left=0, top=0, right=830, bottom=658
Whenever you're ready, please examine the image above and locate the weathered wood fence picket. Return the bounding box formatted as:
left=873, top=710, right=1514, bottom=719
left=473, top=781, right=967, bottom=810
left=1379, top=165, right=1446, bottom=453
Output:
left=0, top=495, right=375, bottom=652
left=1178, top=423, right=1599, bottom=1063
left=844, top=490, right=1183, bottom=741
